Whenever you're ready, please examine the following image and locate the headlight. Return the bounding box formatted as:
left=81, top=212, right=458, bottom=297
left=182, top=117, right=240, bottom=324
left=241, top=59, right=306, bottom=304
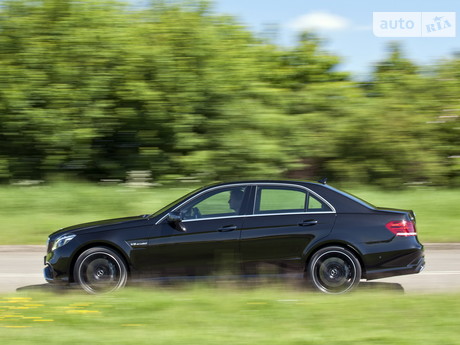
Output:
left=51, top=234, right=76, bottom=251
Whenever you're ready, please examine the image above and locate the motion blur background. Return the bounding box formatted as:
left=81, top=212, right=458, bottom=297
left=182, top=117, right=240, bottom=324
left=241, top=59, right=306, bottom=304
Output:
left=0, top=0, right=460, bottom=187
left=0, top=4, right=460, bottom=344
left=0, top=0, right=458, bottom=189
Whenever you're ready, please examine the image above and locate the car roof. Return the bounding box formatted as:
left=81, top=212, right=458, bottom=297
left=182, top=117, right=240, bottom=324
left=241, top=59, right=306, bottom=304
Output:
left=205, top=180, right=323, bottom=188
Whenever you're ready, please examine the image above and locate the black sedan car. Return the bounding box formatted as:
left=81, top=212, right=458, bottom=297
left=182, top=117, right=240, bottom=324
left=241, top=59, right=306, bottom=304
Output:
left=44, top=180, right=424, bottom=294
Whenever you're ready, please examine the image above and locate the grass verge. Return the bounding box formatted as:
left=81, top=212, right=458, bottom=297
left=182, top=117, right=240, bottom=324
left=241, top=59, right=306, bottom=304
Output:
left=0, top=286, right=459, bottom=344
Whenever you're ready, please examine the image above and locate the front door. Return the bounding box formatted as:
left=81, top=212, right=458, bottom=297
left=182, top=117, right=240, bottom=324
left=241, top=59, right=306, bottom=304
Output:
left=149, top=185, right=250, bottom=277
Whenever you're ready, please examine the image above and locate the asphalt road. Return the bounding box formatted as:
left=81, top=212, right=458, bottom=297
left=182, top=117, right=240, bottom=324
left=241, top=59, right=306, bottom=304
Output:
left=0, top=244, right=459, bottom=294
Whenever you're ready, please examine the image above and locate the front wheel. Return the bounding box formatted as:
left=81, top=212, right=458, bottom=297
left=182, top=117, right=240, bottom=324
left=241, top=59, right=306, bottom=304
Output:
left=74, top=247, right=128, bottom=294
left=307, top=246, right=362, bottom=294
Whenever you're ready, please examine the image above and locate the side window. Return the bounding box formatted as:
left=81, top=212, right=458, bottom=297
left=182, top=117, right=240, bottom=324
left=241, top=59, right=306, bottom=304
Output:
left=307, top=194, right=333, bottom=212
left=180, top=186, right=247, bottom=220
left=255, top=187, right=307, bottom=214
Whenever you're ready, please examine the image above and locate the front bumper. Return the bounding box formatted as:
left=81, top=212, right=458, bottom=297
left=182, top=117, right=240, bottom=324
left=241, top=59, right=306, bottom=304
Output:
left=43, top=263, right=55, bottom=283
left=43, top=242, right=76, bottom=284
left=44, top=261, right=70, bottom=284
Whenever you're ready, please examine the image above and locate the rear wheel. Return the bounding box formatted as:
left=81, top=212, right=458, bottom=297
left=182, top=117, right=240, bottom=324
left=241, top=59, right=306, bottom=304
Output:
left=74, top=247, right=128, bottom=294
left=307, top=246, right=361, bottom=294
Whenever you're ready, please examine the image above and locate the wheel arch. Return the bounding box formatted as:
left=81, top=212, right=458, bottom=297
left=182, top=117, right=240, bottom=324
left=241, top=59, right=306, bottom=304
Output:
left=303, top=240, right=365, bottom=278
left=69, top=241, right=131, bottom=283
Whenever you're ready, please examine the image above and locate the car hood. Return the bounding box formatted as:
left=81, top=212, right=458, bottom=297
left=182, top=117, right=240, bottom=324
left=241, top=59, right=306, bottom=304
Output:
left=49, top=214, right=151, bottom=239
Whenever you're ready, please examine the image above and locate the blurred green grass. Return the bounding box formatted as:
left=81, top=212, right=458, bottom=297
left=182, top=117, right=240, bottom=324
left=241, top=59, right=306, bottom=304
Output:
left=1, top=287, right=460, bottom=344
left=0, top=182, right=458, bottom=244
left=0, top=183, right=191, bottom=245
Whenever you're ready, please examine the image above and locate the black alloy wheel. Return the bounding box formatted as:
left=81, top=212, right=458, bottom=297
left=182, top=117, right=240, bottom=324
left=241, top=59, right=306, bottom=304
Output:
left=74, top=247, right=128, bottom=294
left=307, top=246, right=362, bottom=294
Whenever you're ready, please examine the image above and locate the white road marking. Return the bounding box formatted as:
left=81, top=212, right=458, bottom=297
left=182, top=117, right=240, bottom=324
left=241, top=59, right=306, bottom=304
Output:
left=421, top=271, right=460, bottom=275
left=0, top=273, right=43, bottom=278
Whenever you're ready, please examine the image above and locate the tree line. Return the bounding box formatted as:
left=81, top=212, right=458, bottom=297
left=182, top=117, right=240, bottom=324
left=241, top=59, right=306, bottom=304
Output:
left=0, top=0, right=458, bottom=187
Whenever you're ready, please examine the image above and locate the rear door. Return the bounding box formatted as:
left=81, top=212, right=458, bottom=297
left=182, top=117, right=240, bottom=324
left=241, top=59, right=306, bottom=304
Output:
left=239, top=184, right=336, bottom=272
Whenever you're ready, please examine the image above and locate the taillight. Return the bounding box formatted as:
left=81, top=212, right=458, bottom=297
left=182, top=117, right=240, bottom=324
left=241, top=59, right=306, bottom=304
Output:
left=385, top=220, right=417, bottom=237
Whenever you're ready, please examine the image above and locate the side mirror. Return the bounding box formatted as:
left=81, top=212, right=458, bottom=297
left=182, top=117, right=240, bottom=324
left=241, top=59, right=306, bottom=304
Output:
left=167, top=211, right=186, bottom=232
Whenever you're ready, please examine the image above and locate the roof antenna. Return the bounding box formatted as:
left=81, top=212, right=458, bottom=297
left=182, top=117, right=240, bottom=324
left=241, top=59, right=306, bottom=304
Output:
left=318, top=177, right=328, bottom=185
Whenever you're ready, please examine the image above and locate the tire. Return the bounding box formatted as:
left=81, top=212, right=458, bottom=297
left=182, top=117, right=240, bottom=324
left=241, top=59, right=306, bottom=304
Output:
left=306, top=246, right=362, bottom=294
left=74, top=247, right=128, bottom=294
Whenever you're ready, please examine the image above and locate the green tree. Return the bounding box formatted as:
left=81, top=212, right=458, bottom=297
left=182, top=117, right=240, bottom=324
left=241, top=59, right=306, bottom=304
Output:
left=344, top=43, right=448, bottom=187
left=0, top=1, right=457, bottom=187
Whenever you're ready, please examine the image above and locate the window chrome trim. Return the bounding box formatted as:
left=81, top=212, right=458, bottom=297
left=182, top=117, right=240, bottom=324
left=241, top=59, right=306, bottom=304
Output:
left=182, top=215, right=246, bottom=223
left=156, top=182, right=336, bottom=225
left=181, top=211, right=335, bottom=223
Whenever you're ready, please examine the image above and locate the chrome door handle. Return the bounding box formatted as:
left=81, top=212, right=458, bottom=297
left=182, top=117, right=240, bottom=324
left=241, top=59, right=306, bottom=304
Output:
left=299, top=220, right=318, bottom=227
left=218, top=225, right=238, bottom=232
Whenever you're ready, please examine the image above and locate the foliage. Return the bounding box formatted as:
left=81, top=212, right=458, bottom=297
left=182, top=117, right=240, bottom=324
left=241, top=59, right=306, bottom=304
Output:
left=0, top=1, right=458, bottom=186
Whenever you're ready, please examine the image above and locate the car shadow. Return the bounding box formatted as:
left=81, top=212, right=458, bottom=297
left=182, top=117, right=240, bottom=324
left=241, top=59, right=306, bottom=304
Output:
left=357, top=281, right=405, bottom=293
left=16, top=284, right=79, bottom=293
left=16, top=280, right=405, bottom=294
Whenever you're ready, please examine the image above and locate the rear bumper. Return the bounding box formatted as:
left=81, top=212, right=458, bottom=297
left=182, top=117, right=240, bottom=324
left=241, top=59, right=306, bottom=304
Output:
left=365, top=255, right=425, bottom=280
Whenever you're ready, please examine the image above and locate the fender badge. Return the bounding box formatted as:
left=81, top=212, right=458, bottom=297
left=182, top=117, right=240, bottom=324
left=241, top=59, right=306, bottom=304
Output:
left=128, top=241, right=148, bottom=247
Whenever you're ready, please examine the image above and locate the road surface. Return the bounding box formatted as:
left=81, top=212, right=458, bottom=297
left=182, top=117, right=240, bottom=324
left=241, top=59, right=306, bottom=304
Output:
left=0, top=244, right=459, bottom=294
